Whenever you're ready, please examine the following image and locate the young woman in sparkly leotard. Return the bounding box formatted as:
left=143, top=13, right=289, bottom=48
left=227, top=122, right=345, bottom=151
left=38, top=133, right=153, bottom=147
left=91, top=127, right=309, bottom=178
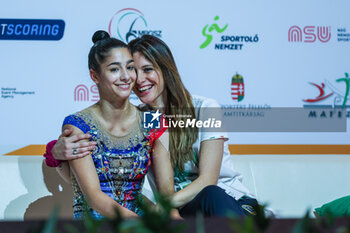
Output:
left=47, top=31, right=175, bottom=219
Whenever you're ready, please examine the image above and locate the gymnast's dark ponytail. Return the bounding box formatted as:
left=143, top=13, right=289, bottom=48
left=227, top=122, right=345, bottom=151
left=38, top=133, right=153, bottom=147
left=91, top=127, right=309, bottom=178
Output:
left=88, top=30, right=128, bottom=73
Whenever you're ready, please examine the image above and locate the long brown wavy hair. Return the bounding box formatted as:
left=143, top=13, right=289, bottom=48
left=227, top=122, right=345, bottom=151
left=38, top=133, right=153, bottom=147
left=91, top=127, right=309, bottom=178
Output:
left=129, top=35, right=198, bottom=171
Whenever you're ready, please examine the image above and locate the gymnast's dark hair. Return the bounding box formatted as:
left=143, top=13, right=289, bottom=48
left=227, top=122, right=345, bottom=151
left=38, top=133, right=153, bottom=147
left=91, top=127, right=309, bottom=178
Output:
left=88, top=30, right=128, bottom=73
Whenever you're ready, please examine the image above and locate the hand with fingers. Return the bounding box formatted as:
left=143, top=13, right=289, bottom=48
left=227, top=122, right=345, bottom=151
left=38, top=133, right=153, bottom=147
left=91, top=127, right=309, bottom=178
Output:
left=51, top=127, right=97, bottom=161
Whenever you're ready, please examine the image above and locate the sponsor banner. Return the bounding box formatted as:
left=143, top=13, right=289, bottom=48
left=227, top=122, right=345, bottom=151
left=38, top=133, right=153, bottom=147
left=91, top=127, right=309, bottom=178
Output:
left=1, top=87, right=35, bottom=99
left=1, top=2, right=350, bottom=148
left=337, top=28, right=350, bottom=42
left=302, top=72, right=350, bottom=118
left=0, top=19, right=65, bottom=40
left=73, top=84, right=99, bottom=102
left=199, top=16, right=259, bottom=51
left=72, top=83, right=140, bottom=104
left=108, top=8, right=162, bottom=43
left=288, top=25, right=331, bottom=43
left=231, top=73, right=245, bottom=102
left=288, top=25, right=350, bottom=43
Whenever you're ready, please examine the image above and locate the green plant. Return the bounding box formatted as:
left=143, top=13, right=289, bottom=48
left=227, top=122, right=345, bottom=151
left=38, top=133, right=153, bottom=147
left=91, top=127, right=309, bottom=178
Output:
left=136, top=193, right=187, bottom=233
left=229, top=204, right=271, bottom=233
left=34, top=195, right=350, bottom=233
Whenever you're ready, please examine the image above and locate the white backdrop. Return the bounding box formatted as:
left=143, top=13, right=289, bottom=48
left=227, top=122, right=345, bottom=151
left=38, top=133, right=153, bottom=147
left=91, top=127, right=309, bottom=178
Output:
left=0, top=0, right=349, bottom=220
left=1, top=0, right=349, bottom=148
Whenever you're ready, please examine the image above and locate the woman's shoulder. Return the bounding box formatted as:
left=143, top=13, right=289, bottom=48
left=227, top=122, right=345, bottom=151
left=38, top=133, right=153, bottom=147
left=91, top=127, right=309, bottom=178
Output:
left=136, top=103, right=153, bottom=112
left=64, top=107, right=92, bottom=121
left=62, top=106, right=95, bottom=132
left=191, top=94, right=221, bottom=108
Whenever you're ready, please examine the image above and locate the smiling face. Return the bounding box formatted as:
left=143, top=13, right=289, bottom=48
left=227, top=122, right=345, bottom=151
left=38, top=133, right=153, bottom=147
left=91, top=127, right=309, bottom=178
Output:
left=133, top=52, right=165, bottom=107
left=91, top=47, right=136, bottom=102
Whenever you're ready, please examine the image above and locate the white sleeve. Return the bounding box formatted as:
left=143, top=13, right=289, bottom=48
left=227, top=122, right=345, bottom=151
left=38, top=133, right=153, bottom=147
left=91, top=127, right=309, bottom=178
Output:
left=197, top=97, right=229, bottom=143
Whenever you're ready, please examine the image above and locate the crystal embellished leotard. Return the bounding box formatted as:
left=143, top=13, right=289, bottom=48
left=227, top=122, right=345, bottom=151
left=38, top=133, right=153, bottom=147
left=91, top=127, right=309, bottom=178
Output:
left=62, top=107, right=164, bottom=219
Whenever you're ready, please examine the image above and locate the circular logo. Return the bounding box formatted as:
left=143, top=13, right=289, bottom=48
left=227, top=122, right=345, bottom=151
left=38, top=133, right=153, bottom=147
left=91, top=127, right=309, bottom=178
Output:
left=109, top=8, right=147, bottom=43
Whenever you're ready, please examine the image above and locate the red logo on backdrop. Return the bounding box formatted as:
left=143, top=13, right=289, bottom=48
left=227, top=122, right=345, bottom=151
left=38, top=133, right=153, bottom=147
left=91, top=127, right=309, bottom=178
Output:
left=74, top=84, right=99, bottom=102
left=303, top=82, right=333, bottom=103
left=303, top=73, right=350, bottom=108
left=288, top=25, right=331, bottom=43
left=231, top=73, right=244, bottom=102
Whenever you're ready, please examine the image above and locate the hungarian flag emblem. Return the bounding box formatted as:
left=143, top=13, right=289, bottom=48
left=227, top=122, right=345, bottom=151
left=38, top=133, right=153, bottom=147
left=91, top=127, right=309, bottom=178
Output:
left=231, top=73, right=244, bottom=102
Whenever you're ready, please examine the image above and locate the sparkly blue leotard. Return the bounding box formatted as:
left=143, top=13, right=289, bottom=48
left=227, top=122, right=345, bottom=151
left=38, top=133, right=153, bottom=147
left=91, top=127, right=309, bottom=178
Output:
left=63, top=107, right=162, bottom=219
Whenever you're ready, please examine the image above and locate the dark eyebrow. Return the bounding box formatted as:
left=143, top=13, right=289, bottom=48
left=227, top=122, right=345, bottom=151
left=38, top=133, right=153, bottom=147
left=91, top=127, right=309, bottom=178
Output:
left=107, top=59, right=134, bottom=67
left=107, top=62, right=121, bottom=67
